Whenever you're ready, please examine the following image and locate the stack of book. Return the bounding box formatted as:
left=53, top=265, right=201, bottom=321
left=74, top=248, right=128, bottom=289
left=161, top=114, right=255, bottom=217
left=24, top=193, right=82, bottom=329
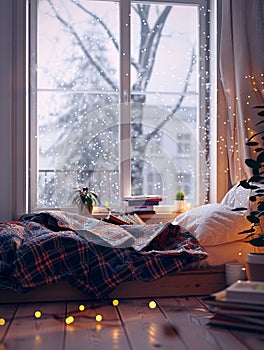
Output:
left=123, top=195, right=163, bottom=214
left=203, top=280, right=264, bottom=332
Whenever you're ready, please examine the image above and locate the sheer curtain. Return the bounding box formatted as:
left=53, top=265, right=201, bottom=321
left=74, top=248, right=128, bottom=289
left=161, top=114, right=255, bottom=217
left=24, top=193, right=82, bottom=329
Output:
left=217, top=0, right=264, bottom=200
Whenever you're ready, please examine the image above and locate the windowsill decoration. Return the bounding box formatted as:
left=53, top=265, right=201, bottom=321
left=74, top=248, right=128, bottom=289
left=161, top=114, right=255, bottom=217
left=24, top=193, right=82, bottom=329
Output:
left=174, top=191, right=186, bottom=213
left=72, top=186, right=100, bottom=216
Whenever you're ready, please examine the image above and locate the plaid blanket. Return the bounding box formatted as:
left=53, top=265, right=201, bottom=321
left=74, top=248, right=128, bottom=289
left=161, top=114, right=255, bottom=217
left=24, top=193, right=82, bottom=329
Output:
left=0, top=211, right=207, bottom=299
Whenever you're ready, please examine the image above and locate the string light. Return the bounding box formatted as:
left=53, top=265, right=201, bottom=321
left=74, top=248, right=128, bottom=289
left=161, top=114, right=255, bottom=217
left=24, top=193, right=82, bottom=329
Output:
left=65, top=315, right=75, bottom=325
left=112, top=299, right=119, bottom=306
left=0, top=299, right=162, bottom=325
left=148, top=300, right=157, bottom=309
left=34, top=310, right=42, bottom=319
left=95, top=314, right=103, bottom=322
left=78, top=304, right=86, bottom=311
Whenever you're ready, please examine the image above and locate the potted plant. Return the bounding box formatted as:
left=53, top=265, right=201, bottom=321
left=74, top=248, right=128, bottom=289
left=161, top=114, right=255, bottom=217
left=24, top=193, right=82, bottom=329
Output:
left=73, top=186, right=100, bottom=216
left=174, top=191, right=186, bottom=213
left=233, top=105, right=264, bottom=281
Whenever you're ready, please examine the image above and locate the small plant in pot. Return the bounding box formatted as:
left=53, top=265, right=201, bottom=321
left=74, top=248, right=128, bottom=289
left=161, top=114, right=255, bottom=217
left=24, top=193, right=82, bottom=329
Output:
left=73, top=186, right=100, bottom=216
left=233, top=105, right=264, bottom=281
left=175, top=191, right=185, bottom=200
left=174, top=191, right=186, bottom=213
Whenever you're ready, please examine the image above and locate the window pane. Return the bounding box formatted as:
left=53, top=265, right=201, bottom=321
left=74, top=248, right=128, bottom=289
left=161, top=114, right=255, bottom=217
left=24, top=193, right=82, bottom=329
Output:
left=130, top=3, right=199, bottom=205
left=33, top=0, right=120, bottom=209
left=31, top=0, right=210, bottom=211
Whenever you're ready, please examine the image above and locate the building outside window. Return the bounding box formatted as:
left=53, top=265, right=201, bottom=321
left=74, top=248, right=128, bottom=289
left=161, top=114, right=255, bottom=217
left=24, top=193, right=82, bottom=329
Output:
left=29, top=0, right=215, bottom=211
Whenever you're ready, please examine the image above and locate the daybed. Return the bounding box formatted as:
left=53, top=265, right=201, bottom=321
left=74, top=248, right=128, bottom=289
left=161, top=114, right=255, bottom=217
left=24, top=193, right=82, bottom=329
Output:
left=0, top=185, right=256, bottom=303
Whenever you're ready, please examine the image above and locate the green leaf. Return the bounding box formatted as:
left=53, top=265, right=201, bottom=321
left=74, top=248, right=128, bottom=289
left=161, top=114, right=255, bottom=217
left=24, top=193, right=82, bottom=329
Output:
left=246, top=141, right=259, bottom=146
left=248, top=131, right=264, bottom=142
left=232, top=207, right=248, bottom=212
left=245, top=158, right=261, bottom=169
left=249, top=235, right=264, bottom=247
left=239, top=180, right=258, bottom=190
left=238, top=227, right=255, bottom=234
left=246, top=213, right=260, bottom=224
left=257, top=151, right=264, bottom=163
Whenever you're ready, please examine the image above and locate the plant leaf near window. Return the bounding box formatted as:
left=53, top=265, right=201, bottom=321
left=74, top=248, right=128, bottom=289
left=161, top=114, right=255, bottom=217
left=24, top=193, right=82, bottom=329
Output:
left=73, top=187, right=100, bottom=214
left=233, top=105, right=264, bottom=247
left=175, top=191, right=185, bottom=200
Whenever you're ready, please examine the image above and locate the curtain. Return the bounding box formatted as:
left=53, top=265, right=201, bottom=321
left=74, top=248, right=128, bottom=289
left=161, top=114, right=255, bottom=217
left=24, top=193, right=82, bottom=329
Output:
left=218, top=0, right=264, bottom=200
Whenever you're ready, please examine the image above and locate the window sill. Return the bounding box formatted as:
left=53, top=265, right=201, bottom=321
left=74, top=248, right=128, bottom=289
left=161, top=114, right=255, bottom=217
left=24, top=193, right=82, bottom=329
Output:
left=92, top=211, right=182, bottom=224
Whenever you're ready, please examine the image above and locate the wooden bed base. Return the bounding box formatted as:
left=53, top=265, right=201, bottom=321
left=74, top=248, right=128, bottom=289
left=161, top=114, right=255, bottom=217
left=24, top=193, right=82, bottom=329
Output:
left=0, top=267, right=226, bottom=303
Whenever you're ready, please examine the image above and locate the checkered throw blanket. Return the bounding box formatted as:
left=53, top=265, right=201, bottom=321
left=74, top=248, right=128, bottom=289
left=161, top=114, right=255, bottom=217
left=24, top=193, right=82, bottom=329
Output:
left=0, top=211, right=207, bottom=299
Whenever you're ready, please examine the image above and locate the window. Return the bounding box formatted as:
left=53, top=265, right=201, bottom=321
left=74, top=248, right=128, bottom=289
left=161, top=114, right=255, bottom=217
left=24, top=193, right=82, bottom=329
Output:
left=29, top=0, right=215, bottom=211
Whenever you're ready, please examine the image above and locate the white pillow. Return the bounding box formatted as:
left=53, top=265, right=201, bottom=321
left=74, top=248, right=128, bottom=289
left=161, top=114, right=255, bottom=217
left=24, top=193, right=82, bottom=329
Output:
left=221, top=182, right=264, bottom=209
left=172, top=203, right=249, bottom=246
left=221, top=184, right=250, bottom=209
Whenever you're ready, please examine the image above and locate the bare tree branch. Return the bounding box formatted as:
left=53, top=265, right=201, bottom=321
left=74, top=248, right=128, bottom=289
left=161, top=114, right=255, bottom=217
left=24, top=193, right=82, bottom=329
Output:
left=47, top=0, right=118, bottom=91
left=133, top=6, right=172, bottom=91
left=145, top=46, right=197, bottom=142
left=72, top=0, right=139, bottom=72
left=70, top=0, right=119, bottom=51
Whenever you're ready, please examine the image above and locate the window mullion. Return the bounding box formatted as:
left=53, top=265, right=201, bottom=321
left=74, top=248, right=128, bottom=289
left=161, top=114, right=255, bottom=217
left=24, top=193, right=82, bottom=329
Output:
left=29, top=0, right=38, bottom=212
left=119, top=0, right=131, bottom=202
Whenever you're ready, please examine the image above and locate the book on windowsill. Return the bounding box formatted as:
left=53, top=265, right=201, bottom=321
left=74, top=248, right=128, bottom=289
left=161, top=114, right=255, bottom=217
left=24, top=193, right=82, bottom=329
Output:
left=123, top=195, right=162, bottom=206
left=125, top=205, right=156, bottom=213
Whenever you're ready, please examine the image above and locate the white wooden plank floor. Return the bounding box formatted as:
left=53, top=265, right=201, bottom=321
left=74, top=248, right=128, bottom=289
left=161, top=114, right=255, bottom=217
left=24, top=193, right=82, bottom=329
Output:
left=0, top=297, right=263, bottom=350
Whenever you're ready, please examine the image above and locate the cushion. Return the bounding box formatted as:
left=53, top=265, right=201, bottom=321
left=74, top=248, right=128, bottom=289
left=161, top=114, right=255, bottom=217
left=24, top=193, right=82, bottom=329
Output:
left=172, top=203, right=249, bottom=246
left=221, top=183, right=250, bottom=209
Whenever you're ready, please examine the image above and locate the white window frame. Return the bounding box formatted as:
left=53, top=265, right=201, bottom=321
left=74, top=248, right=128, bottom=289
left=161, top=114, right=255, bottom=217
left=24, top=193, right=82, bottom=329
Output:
left=0, top=0, right=217, bottom=220
left=0, top=0, right=28, bottom=220
left=29, top=0, right=216, bottom=211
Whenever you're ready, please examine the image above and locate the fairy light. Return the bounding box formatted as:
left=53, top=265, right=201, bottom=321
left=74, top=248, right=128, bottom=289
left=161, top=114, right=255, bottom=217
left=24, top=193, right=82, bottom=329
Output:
left=148, top=301, right=157, bottom=309
left=65, top=316, right=75, bottom=325
left=0, top=318, right=6, bottom=326
left=78, top=304, right=86, bottom=312
left=95, top=314, right=103, bottom=322
left=112, top=299, right=119, bottom=307
left=34, top=310, right=42, bottom=319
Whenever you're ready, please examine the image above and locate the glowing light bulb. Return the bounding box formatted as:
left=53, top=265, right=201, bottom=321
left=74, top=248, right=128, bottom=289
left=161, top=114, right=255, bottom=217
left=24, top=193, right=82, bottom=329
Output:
left=148, top=301, right=157, bottom=309
left=65, top=316, right=75, bottom=325
left=34, top=311, right=42, bottom=319
left=0, top=318, right=6, bottom=326
left=112, top=299, right=119, bottom=306
left=95, top=314, right=103, bottom=322
left=79, top=304, right=86, bottom=311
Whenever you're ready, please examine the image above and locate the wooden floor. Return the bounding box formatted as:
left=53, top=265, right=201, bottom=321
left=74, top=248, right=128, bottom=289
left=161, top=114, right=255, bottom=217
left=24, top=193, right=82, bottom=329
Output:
left=0, top=297, right=263, bottom=350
